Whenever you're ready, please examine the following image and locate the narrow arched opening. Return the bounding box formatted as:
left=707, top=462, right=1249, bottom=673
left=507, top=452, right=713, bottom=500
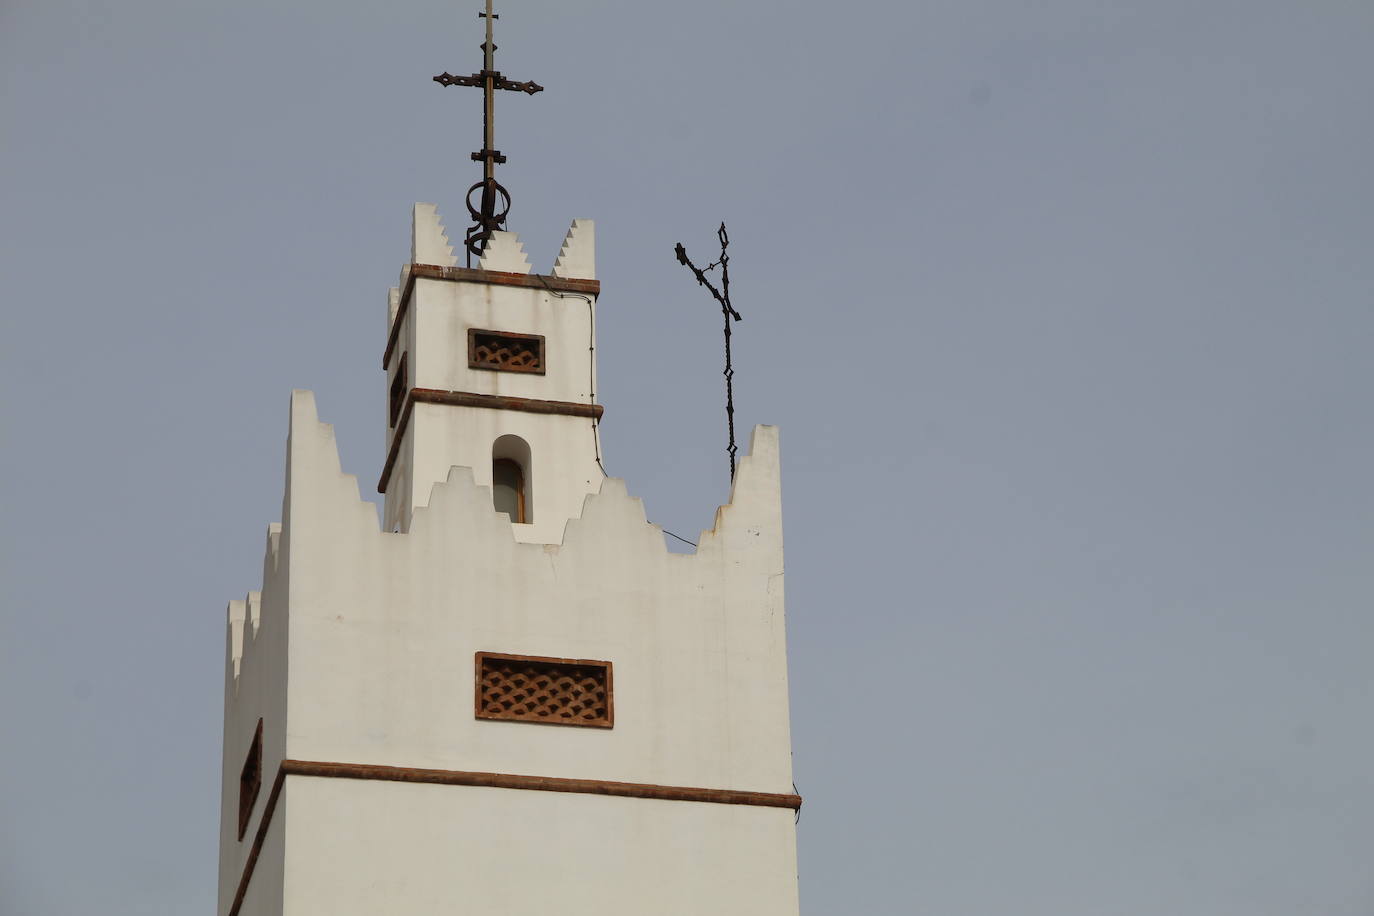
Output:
left=492, top=435, right=532, bottom=523
left=492, top=459, right=526, bottom=523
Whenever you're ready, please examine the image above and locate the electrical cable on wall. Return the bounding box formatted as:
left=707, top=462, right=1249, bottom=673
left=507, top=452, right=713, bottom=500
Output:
left=535, top=275, right=698, bottom=548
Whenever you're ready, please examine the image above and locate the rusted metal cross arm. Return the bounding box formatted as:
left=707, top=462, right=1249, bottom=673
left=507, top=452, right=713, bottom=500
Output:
left=674, top=243, right=742, bottom=321
left=433, top=71, right=545, bottom=94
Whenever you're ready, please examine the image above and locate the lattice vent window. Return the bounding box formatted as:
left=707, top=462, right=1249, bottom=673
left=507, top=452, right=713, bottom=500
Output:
left=389, top=352, right=408, bottom=428
left=475, top=652, right=613, bottom=728
left=237, top=718, right=263, bottom=841
left=469, top=329, right=545, bottom=374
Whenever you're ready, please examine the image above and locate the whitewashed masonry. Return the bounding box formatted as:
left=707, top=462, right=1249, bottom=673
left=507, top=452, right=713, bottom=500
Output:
left=217, top=205, right=800, bottom=916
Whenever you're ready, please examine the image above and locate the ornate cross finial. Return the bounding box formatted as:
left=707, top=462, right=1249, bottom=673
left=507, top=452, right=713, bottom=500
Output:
left=675, top=223, right=744, bottom=480
left=434, top=0, right=544, bottom=265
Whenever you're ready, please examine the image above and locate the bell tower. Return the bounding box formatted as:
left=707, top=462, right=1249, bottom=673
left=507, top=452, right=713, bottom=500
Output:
left=381, top=208, right=603, bottom=544
left=216, top=6, right=801, bottom=916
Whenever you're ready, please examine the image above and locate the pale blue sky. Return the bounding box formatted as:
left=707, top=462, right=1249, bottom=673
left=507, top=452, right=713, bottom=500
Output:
left=4, top=1, right=1374, bottom=913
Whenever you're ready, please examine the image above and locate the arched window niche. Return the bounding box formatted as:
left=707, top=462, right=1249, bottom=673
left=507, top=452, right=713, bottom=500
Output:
left=491, top=434, right=532, bottom=524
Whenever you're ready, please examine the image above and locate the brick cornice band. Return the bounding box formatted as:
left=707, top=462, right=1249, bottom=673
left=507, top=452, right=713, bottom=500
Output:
left=384, top=263, right=601, bottom=368
left=280, top=759, right=802, bottom=809
left=229, top=759, right=801, bottom=916
left=411, top=387, right=604, bottom=419
left=376, top=388, right=604, bottom=493
left=228, top=766, right=286, bottom=916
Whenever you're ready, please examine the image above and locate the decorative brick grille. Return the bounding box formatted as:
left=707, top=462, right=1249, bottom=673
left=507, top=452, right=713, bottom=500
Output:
left=475, top=652, right=613, bottom=728
left=469, top=329, right=545, bottom=374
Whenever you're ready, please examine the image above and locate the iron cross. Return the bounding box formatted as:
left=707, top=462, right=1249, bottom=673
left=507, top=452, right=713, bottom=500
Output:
left=675, top=223, right=744, bottom=480
left=434, top=0, right=544, bottom=264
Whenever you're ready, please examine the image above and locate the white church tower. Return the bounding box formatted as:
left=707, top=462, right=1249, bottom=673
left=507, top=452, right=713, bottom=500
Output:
left=217, top=8, right=800, bottom=915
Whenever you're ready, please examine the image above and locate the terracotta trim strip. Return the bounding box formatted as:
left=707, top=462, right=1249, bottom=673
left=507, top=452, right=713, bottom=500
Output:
left=383, top=266, right=419, bottom=369
left=281, top=759, right=803, bottom=809
left=229, top=759, right=801, bottom=914
left=411, top=387, right=603, bottom=419
left=377, top=394, right=417, bottom=495
left=227, top=764, right=286, bottom=916
left=384, top=264, right=600, bottom=368
left=377, top=388, right=603, bottom=494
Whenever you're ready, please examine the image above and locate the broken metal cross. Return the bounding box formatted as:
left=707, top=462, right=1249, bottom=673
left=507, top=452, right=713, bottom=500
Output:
left=675, top=223, right=744, bottom=480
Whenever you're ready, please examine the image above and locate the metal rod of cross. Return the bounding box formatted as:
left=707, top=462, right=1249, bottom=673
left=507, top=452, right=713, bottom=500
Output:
left=433, top=0, right=544, bottom=265
left=675, top=223, right=744, bottom=480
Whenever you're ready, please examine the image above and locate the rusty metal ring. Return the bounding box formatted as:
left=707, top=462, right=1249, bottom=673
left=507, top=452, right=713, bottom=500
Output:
left=465, top=177, right=511, bottom=225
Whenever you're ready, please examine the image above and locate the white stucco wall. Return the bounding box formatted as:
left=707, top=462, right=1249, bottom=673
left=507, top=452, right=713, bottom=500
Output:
left=288, top=391, right=791, bottom=793
left=404, top=403, right=602, bottom=544
left=411, top=275, right=594, bottom=402
left=220, top=392, right=797, bottom=915
left=236, top=800, right=285, bottom=916
left=280, top=778, right=799, bottom=916
left=218, top=526, right=289, bottom=915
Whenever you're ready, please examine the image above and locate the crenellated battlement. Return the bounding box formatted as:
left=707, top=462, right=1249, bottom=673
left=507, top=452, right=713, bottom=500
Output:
left=476, top=230, right=532, bottom=274
left=222, top=390, right=787, bottom=784
left=405, top=203, right=595, bottom=279
left=225, top=590, right=262, bottom=685
left=552, top=218, right=596, bottom=281
left=259, top=388, right=781, bottom=554
left=410, top=202, right=458, bottom=268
